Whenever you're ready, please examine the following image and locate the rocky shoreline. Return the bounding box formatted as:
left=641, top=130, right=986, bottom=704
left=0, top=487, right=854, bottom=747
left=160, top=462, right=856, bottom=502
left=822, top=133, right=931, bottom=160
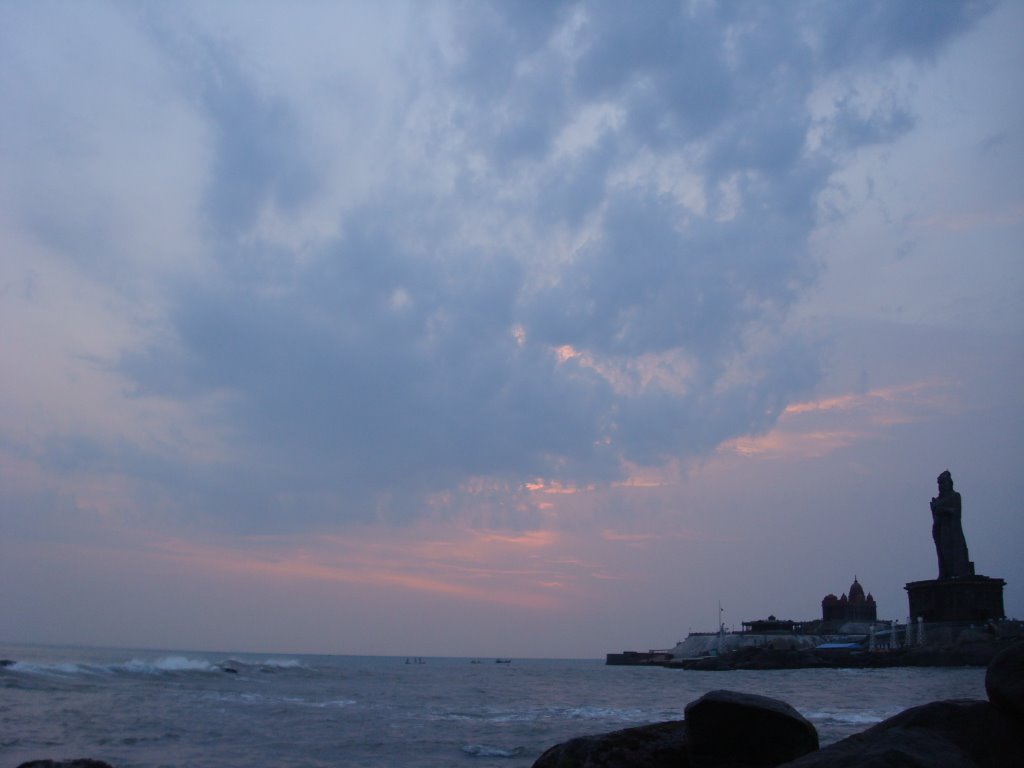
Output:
left=669, top=637, right=1016, bottom=671
left=534, top=641, right=1024, bottom=767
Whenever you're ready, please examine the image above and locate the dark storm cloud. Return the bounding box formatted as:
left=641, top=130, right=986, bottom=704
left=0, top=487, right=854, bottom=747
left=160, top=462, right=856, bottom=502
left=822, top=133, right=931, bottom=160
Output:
left=115, top=1, right=991, bottom=525
left=124, top=199, right=618, bottom=507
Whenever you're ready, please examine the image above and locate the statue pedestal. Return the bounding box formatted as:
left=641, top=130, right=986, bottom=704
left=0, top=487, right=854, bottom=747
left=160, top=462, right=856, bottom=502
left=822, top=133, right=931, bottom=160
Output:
left=905, top=576, right=1005, bottom=623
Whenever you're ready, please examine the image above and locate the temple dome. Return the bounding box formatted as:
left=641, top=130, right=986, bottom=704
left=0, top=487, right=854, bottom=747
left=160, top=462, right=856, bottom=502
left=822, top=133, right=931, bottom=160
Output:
left=822, top=577, right=877, bottom=624
left=849, top=577, right=865, bottom=603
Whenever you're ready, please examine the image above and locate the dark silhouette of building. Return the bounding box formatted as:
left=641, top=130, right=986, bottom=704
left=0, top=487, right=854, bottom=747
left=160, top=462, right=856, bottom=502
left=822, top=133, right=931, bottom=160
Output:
left=822, top=577, right=877, bottom=624
left=741, top=615, right=798, bottom=634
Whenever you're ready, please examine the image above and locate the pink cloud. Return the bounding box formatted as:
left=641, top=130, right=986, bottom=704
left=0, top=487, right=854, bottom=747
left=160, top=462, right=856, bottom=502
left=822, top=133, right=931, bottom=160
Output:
left=721, top=380, right=960, bottom=459
left=133, top=525, right=581, bottom=612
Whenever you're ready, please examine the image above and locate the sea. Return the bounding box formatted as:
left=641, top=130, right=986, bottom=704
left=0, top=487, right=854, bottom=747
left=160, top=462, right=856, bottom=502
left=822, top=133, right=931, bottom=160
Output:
left=0, top=641, right=988, bottom=768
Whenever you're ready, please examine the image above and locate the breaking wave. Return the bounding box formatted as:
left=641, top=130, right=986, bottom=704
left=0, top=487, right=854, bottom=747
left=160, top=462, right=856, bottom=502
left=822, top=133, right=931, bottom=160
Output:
left=5, top=654, right=313, bottom=680
left=220, top=657, right=309, bottom=673
left=461, top=744, right=526, bottom=758
left=259, top=658, right=304, bottom=668
left=6, top=661, right=87, bottom=676
left=7, top=656, right=230, bottom=677
left=806, top=710, right=889, bottom=726
left=122, top=656, right=218, bottom=674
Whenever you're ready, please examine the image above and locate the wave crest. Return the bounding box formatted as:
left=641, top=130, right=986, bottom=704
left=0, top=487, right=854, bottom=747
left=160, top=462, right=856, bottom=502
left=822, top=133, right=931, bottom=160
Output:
left=461, top=744, right=526, bottom=758
left=6, top=656, right=226, bottom=677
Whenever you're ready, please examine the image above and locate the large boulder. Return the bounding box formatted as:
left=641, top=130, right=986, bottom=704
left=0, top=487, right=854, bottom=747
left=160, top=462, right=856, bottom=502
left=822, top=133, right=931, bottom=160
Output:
left=684, top=689, right=818, bottom=767
left=782, top=699, right=1024, bottom=768
left=536, top=641, right=1024, bottom=768
left=986, top=641, right=1024, bottom=725
left=531, top=720, right=689, bottom=768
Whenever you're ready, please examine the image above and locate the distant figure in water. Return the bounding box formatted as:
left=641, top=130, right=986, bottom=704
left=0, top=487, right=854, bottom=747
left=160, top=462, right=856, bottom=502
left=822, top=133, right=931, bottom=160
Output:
left=930, top=470, right=974, bottom=579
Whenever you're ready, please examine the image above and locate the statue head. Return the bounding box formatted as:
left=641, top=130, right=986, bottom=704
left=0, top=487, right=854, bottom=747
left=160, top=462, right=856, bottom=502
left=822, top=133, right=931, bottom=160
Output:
left=937, top=470, right=953, bottom=494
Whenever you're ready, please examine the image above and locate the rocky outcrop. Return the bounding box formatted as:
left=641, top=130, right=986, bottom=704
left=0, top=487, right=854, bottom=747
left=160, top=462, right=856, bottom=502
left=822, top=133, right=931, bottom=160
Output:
left=784, top=698, right=1023, bottom=767
left=986, top=640, right=1024, bottom=725
left=531, top=720, right=688, bottom=768
left=532, top=691, right=818, bottom=768
left=532, top=641, right=1024, bottom=768
left=685, top=690, right=818, bottom=767
left=532, top=692, right=819, bottom=768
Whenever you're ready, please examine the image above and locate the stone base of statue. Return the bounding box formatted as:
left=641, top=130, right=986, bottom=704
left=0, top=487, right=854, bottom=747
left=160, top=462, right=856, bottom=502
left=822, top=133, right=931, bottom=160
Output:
left=905, top=576, right=1006, bottom=623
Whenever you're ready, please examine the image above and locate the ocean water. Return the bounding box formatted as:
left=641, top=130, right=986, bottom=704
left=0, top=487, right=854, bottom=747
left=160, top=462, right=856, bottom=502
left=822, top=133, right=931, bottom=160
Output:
left=1, top=642, right=987, bottom=768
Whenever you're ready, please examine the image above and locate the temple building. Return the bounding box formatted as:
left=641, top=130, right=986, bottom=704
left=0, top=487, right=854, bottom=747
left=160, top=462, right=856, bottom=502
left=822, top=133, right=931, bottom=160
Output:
left=822, top=577, right=877, bottom=624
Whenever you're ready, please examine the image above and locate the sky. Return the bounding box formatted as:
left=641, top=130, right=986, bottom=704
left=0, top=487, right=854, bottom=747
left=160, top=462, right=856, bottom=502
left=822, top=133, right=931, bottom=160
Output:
left=1, top=0, right=1022, bottom=659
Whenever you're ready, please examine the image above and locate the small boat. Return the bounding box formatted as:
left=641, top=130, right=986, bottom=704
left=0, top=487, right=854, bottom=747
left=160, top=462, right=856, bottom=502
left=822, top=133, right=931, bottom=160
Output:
left=495, top=659, right=511, bottom=664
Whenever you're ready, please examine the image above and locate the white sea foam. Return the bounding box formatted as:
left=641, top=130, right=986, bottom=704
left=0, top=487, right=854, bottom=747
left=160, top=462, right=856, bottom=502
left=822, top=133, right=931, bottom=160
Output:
left=439, top=704, right=666, bottom=724
left=120, top=656, right=218, bottom=674
left=460, top=744, right=525, bottom=758
left=202, top=691, right=356, bottom=709
left=806, top=710, right=887, bottom=725
left=218, top=657, right=307, bottom=673
left=260, top=658, right=304, bottom=668
left=8, top=656, right=227, bottom=676
left=307, top=698, right=357, bottom=708
left=564, top=704, right=653, bottom=721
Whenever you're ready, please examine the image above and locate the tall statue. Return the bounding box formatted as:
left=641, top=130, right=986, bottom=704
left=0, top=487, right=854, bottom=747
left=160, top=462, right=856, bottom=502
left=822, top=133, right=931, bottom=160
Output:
left=930, top=470, right=974, bottom=579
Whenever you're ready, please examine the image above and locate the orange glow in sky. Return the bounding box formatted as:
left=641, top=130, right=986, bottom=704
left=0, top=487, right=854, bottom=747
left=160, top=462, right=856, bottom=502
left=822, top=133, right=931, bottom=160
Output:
left=139, top=526, right=575, bottom=612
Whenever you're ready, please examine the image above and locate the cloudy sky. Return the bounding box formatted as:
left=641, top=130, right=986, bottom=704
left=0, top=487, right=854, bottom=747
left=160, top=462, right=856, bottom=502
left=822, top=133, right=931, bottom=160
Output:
left=2, top=0, right=1021, bottom=659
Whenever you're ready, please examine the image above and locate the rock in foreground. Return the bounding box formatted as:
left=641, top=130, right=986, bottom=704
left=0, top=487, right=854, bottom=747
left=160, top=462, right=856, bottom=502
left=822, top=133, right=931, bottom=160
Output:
left=685, top=689, right=818, bottom=767
left=986, top=640, right=1024, bottom=725
left=531, top=691, right=818, bottom=768
left=532, top=720, right=689, bottom=768
left=786, top=640, right=1024, bottom=768
left=784, top=698, right=1023, bottom=768
left=533, top=641, right=1024, bottom=768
